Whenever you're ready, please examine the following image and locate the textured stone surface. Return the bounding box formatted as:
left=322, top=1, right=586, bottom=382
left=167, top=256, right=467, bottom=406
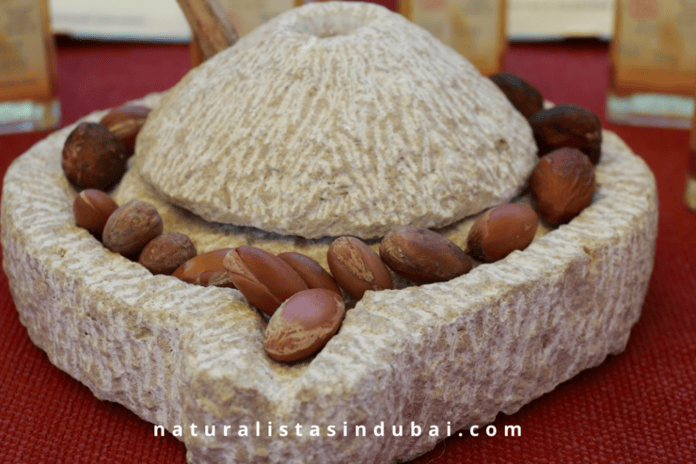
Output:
left=2, top=90, right=657, bottom=463
left=135, top=2, right=537, bottom=239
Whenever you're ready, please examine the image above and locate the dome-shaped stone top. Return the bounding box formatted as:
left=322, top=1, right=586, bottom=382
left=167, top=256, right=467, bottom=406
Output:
left=135, top=1, right=536, bottom=239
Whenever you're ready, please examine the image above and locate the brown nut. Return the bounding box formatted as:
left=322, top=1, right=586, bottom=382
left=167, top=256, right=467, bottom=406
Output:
left=61, top=122, right=129, bottom=190
left=489, top=72, right=544, bottom=119
left=138, top=232, right=197, bottom=275
left=529, top=103, right=602, bottom=164
left=265, top=288, right=346, bottom=362
left=379, top=225, right=472, bottom=283
left=102, top=200, right=163, bottom=257
left=99, top=105, right=150, bottom=155
left=465, top=204, right=539, bottom=263
left=73, top=189, right=118, bottom=236
left=277, top=252, right=341, bottom=295
left=223, top=246, right=308, bottom=316
left=327, top=236, right=393, bottom=300
left=172, top=248, right=234, bottom=287
left=531, top=147, right=595, bottom=226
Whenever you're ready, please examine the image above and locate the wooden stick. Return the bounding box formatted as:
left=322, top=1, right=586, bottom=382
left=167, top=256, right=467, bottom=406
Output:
left=175, top=0, right=239, bottom=61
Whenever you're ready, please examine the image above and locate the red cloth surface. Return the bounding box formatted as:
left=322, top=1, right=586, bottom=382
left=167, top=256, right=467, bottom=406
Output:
left=2, top=7, right=696, bottom=464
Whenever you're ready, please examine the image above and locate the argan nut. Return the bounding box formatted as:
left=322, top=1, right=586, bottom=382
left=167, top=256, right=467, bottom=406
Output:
left=529, top=103, right=602, bottom=164
left=531, top=147, right=596, bottom=225
left=265, top=288, right=346, bottom=362
left=278, top=252, right=341, bottom=295
left=102, top=199, right=163, bottom=257
left=489, top=72, right=544, bottom=119
left=466, top=204, right=539, bottom=263
left=172, top=248, right=234, bottom=287
left=327, top=236, right=393, bottom=300
left=73, top=189, right=118, bottom=236
left=379, top=225, right=472, bottom=283
left=61, top=122, right=129, bottom=190
left=138, top=232, right=197, bottom=275
left=99, top=105, right=150, bottom=155
left=223, top=246, right=308, bottom=316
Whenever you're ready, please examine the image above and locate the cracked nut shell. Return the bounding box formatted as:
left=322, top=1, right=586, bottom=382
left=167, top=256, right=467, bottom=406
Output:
left=466, top=204, right=539, bottom=263
left=327, top=236, right=393, bottom=300
left=489, top=72, right=544, bottom=119
left=223, top=246, right=308, bottom=316
left=61, top=122, right=129, bottom=190
left=529, top=104, right=602, bottom=164
left=265, top=288, right=346, bottom=363
left=531, top=147, right=596, bottom=225
left=379, top=225, right=472, bottom=283
left=138, top=232, right=197, bottom=275
left=102, top=199, right=163, bottom=257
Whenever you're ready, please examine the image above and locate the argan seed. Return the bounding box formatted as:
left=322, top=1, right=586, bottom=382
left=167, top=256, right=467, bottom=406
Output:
left=466, top=204, right=539, bottom=263
left=223, top=246, right=308, bottom=316
left=102, top=199, right=163, bottom=257
left=327, top=236, right=393, bottom=300
left=379, top=225, right=472, bottom=283
left=73, top=189, right=118, bottom=236
left=489, top=72, right=544, bottom=119
left=138, top=232, right=197, bottom=275
left=172, top=248, right=234, bottom=287
left=265, top=288, right=346, bottom=362
left=531, top=147, right=596, bottom=225
left=61, top=122, right=129, bottom=190
left=99, top=105, right=150, bottom=155
left=529, top=103, right=602, bottom=164
left=277, top=252, right=341, bottom=294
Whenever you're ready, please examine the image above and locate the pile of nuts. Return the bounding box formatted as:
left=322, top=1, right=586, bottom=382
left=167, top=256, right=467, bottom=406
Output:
left=63, top=72, right=600, bottom=364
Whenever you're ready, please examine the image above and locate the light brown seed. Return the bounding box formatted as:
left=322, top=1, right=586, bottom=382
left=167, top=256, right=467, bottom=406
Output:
left=531, top=147, right=596, bottom=225
left=277, top=252, right=341, bottom=294
left=223, top=246, right=308, bottom=316
left=172, top=248, right=234, bottom=287
left=265, top=289, right=345, bottom=362
left=529, top=104, right=602, bottom=164
left=102, top=199, right=163, bottom=257
left=379, top=225, right=472, bottom=283
left=466, top=204, right=539, bottom=263
left=73, top=189, right=118, bottom=236
left=99, top=105, right=150, bottom=155
left=138, top=232, right=197, bottom=275
left=61, top=122, right=129, bottom=190
left=327, top=236, right=393, bottom=300
left=489, top=72, right=544, bottom=119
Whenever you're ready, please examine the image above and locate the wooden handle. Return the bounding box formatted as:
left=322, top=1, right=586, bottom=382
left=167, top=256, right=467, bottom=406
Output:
left=176, top=0, right=239, bottom=60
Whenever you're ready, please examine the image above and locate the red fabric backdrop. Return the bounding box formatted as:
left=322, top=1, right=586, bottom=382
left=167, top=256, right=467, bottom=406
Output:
left=1, top=2, right=695, bottom=463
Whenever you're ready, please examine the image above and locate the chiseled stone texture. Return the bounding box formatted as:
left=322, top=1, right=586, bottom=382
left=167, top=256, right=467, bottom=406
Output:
left=2, top=87, right=657, bottom=463
left=135, top=2, right=537, bottom=239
